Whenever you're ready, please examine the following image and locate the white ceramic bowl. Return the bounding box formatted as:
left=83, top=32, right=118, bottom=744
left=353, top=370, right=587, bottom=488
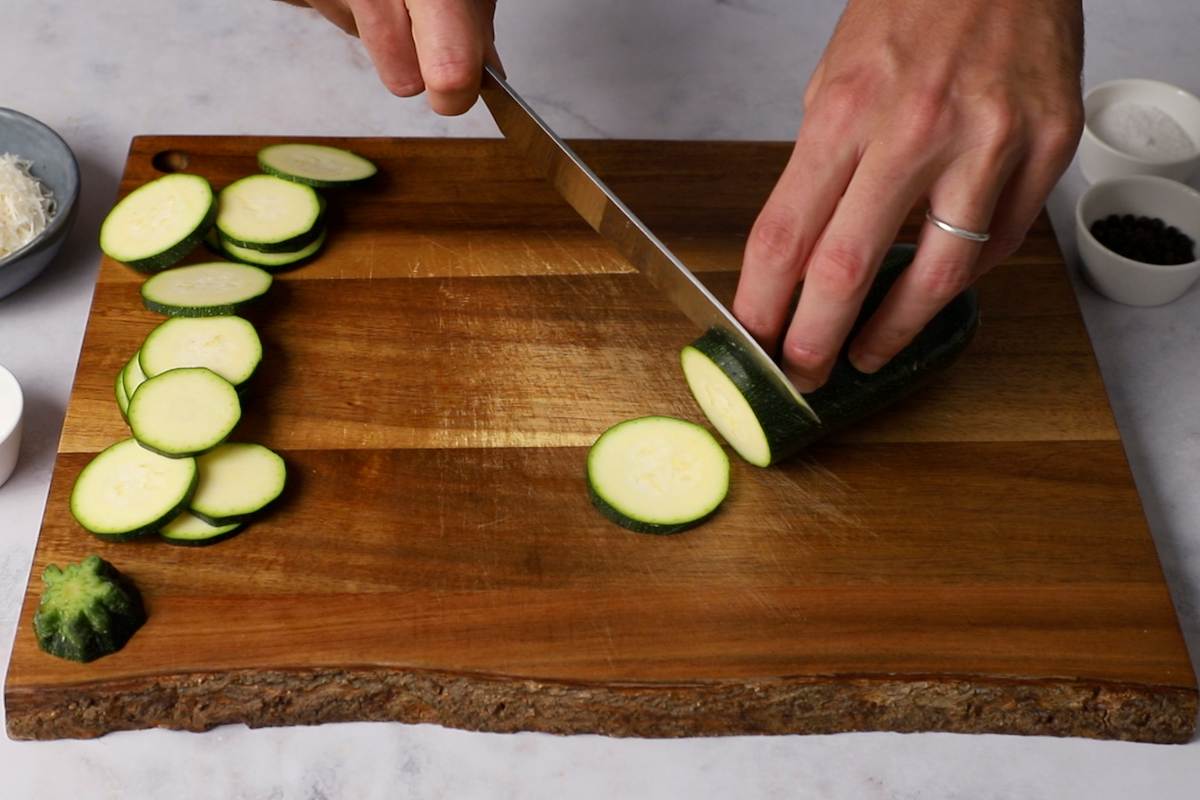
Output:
left=0, top=364, right=23, bottom=488
left=1079, top=79, right=1200, bottom=183
left=1075, top=175, right=1200, bottom=306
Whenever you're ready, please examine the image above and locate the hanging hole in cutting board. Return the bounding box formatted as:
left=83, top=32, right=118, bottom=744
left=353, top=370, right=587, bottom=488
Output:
left=151, top=150, right=191, bottom=173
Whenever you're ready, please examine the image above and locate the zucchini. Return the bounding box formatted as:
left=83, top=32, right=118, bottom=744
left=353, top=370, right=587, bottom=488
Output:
left=33, top=555, right=146, bottom=663
left=190, top=442, right=287, bottom=525
left=216, top=174, right=323, bottom=253
left=586, top=416, right=729, bottom=535
left=127, top=367, right=241, bottom=458
left=682, top=245, right=979, bottom=466
left=70, top=438, right=197, bottom=540
left=159, top=510, right=243, bottom=547
left=122, top=352, right=148, bottom=400
left=214, top=227, right=327, bottom=270
left=257, top=143, right=377, bottom=188
left=140, top=261, right=273, bottom=317
left=138, top=315, right=263, bottom=387
left=99, top=173, right=215, bottom=272
left=115, top=364, right=129, bottom=419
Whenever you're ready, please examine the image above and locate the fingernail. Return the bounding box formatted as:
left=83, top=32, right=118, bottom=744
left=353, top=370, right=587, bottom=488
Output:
left=849, top=351, right=885, bottom=374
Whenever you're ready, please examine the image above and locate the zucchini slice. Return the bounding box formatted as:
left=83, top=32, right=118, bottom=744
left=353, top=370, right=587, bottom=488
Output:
left=115, top=364, right=129, bottom=419
left=121, top=353, right=148, bottom=402
left=138, top=316, right=263, bottom=387
left=140, top=261, right=273, bottom=317
left=70, top=438, right=197, bottom=540
left=216, top=175, right=323, bottom=252
left=100, top=173, right=215, bottom=272
left=158, top=510, right=243, bottom=547
left=586, top=416, right=729, bottom=535
left=190, top=442, right=287, bottom=524
left=128, top=368, right=241, bottom=458
left=257, top=143, right=377, bottom=188
left=215, top=227, right=327, bottom=270
left=683, top=245, right=980, bottom=466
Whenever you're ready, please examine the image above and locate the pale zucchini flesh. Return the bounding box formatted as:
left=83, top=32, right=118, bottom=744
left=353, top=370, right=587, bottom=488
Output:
left=140, top=261, right=273, bottom=317
left=122, top=353, right=148, bottom=400
left=70, top=438, right=197, bottom=539
left=257, top=143, right=377, bottom=187
left=216, top=174, right=322, bottom=252
left=127, top=367, right=241, bottom=457
left=138, top=316, right=263, bottom=387
left=190, top=442, right=287, bottom=524
left=587, top=416, right=729, bottom=535
left=99, top=173, right=215, bottom=272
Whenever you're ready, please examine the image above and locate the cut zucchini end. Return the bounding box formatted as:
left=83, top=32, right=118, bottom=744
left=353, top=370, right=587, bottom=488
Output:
left=216, top=174, right=323, bottom=252
left=257, top=143, right=377, bottom=188
left=586, top=416, right=729, bottom=535
left=681, top=345, right=773, bottom=468
left=681, top=329, right=819, bottom=468
left=69, top=439, right=198, bottom=538
left=138, top=315, right=263, bottom=387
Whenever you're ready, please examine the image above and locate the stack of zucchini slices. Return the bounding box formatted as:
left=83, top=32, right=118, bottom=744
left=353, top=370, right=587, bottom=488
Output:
left=79, top=143, right=377, bottom=546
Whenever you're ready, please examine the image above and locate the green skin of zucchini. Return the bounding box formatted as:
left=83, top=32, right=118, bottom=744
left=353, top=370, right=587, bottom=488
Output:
left=33, top=555, right=146, bottom=663
left=159, top=522, right=245, bottom=547
left=208, top=231, right=327, bottom=272
left=120, top=202, right=217, bottom=274
left=686, top=244, right=980, bottom=466
left=586, top=481, right=719, bottom=536
left=140, top=273, right=272, bottom=318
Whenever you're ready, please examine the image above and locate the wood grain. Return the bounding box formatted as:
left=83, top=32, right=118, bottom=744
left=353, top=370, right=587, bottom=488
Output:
left=5, top=137, right=1196, bottom=743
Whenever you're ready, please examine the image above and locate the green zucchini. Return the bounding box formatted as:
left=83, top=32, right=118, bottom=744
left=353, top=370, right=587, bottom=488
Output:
left=190, top=442, right=287, bottom=525
left=33, top=555, right=146, bottom=662
left=122, top=352, right=148, bottom=400
left=216, top=174, right=323, bottom=253
left=213, top=227, right=327, bottom=270
left=682, top=245, right=979, bottom=466
left=127, top=367, right=241, bottom=458
left=586, top=416, right=729, bottom=535
left=257, top=143, right=377, bottom=188
left=115, top=364, right=129, bottom=419
left=99, top=173, right=215, bottom=272
left=138, top=315, right=263, bottom=388
left=70, top=438, right=197, bottom=540
left=140, top=261, right=273, bottom=317
left=159, top=510, right=243, bottom=547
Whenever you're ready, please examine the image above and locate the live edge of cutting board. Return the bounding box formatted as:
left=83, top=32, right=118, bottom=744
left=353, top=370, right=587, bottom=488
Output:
left=4, top=136, right=1196, bottom=743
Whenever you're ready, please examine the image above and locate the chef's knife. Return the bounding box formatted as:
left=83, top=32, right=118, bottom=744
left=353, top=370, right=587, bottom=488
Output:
left=479, top=66, right=818, bottom=421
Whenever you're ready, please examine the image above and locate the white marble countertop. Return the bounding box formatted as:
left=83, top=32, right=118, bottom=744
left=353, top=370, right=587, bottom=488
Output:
left=2, top=1, right=1199, bottom=797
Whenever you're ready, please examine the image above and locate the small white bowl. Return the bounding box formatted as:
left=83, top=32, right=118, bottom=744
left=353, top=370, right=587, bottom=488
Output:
left=1079, top=79, right=1200, bottom=183
left=1075, top=175, right=1200, bottom=306
left=0, top=364, right=23, bottom=488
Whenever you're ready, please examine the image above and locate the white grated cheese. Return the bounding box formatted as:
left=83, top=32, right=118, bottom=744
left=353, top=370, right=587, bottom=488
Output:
left=0, top=153, right=56, bottom=258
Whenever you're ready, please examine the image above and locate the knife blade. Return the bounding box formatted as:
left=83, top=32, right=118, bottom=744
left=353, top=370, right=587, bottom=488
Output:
left=479, top=66, right=818, bottom=421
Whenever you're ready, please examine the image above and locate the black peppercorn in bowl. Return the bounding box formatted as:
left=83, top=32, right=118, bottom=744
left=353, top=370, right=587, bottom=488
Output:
left=1075, top=175, right=1200, bottom=305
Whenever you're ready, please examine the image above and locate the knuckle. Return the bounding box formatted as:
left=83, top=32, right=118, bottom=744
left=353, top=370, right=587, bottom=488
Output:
left=813, top=242, right=873, bottom=301
left=747, top=213, right=807, bottom=276
left=422, top=54, right=480, bottom=94
left=783, top=340, right=834, bottom=376
left=814, top=74, right=873, bottom=124
left=987, top=232, right=1026, bottom=260
left=916, top=257, right=973, bottom=300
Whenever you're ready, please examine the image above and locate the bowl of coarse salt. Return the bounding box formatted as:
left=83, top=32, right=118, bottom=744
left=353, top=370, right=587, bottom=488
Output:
left=0, top=108, right=80, bottom=301
left=1079, top=79, right=1200, bottom=184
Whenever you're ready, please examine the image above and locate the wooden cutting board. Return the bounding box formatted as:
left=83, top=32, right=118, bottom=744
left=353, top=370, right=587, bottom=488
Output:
left=5, top=136, right=1196, bottom=743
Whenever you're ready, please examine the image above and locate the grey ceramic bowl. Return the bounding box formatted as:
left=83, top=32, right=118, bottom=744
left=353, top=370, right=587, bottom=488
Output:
left=0, top=108, right=80, bottom=300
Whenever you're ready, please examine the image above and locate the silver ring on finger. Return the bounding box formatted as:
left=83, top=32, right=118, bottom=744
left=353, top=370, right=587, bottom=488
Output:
left=925, top=208, right=990, bottom=243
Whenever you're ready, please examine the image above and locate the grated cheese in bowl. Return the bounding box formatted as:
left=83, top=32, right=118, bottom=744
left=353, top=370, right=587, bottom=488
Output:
left=0, top=153, right=57, bottom=259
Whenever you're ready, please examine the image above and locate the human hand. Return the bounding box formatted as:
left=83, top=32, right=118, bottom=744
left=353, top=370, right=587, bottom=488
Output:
left=279, top=0, right=499, bottom=115
left=731, top=0, right=1084, bottom=392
